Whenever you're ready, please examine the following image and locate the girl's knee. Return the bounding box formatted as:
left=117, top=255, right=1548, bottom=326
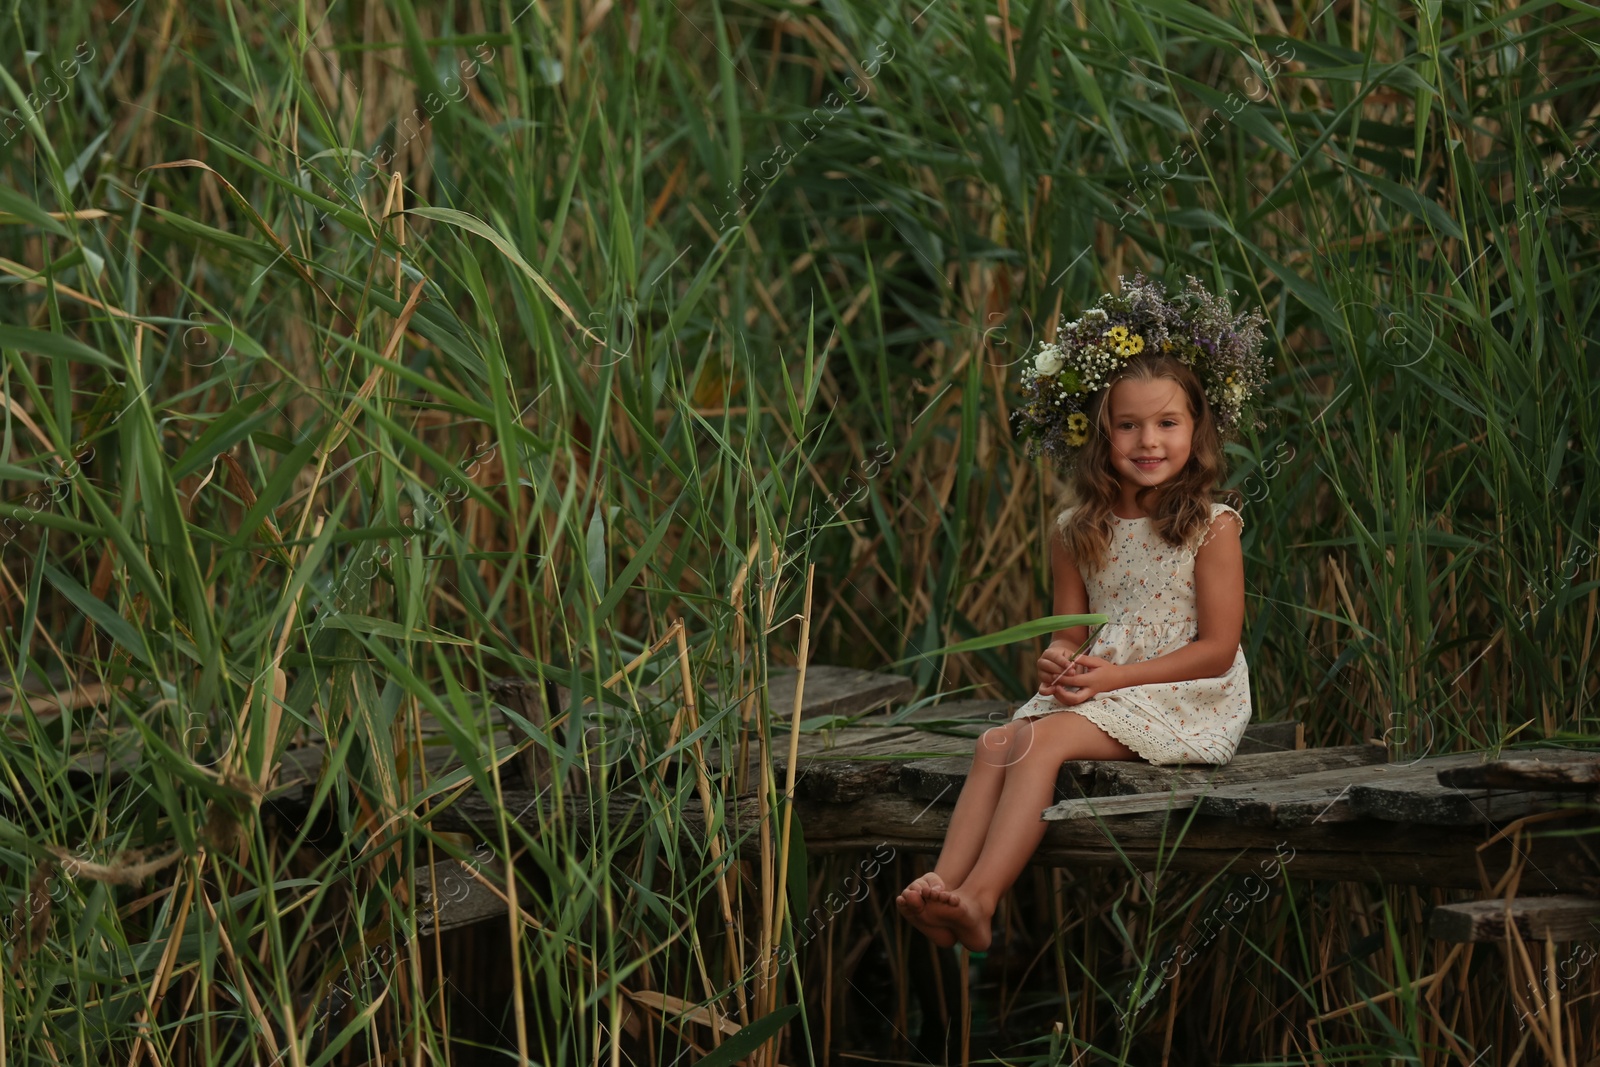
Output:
left=975, top=721, right=1027, bottom=766
left=983, top=720, right=1027, bottom=743
left=976, top=723, right=1010, bottom=753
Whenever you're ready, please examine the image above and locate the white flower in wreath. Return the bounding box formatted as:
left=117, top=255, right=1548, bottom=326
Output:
left=1033, top=342, right=1066, bottom=376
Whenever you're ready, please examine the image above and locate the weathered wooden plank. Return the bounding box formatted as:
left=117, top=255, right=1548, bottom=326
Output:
left=789, top=725, right=922, bottom=757
left=1198, top=754, right=1486, bottom=828
left=1195, top=748, right=1596, bottom=830
left=1348, top=777, right=1575, bottom=826
left=266, top=731, right=522, bottom=805
left=1436, top=750, right=1600, bottom=791
left=792, top=755, right=966, bottom=804
left=900, top=757, right=980, bottom=802
left=828, top=701, right=1001, bottom=780
left=784, top=732, right=983, bottom=803
left=804, top=730, right=980, bottom=762
left=0, top=675, right=104, bottom=719
left=901, top=726, right=1336, bottom=805
left=1044, top=791, right=1210, bottom=821
left=869, top=699, right=1012, bottom=729
left=1081, top=744, right=1386, bottom=798
left=487, top=668, right=914, bottom=785
left=1042, top=747, right=1391, bottom=822
left=709, top=726, right=925, bottom=785
left=1427, top=896, right=1600, bottom=942
left=762, top=666, right=915, bottom=721
left=414, top=858, right=509, bottom=933
left=278, top=672, right=925, bottom=795
left=771, top=703, right=1014, bottom=786
left=691, top=670, right=919, bottom=776
left=702, top=723, right=922, bottom=784
left=900, top=750, right=1106, bottom=804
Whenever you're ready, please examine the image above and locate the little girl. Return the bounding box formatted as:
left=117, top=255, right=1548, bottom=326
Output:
left=895, top=347, right=1254, bottom=952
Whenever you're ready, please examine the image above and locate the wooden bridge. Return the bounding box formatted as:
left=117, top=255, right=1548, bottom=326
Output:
left=24, top=665, right=1600, bottom=944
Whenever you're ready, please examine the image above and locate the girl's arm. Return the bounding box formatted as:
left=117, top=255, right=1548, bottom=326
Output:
left=1036, top=531, right=1092, bottom=690
left=1105, top=510, right=1245, bottom=689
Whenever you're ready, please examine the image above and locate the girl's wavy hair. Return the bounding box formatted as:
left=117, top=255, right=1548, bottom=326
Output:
left=1057, top=353, right=1239, bottom=574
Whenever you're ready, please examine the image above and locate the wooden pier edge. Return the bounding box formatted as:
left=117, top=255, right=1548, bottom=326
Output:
left=422, top=786, right=1600, bottom=897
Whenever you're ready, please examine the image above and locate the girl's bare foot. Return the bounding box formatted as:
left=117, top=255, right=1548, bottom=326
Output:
left=895, top=874, right=957, bottom=948
left=907, top=871, right=946, bottom=899
left=919, top=888, right=994, bottom=952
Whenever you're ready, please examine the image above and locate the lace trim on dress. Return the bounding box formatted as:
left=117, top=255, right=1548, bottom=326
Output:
left=1068, top=706, right=1185, bottom=764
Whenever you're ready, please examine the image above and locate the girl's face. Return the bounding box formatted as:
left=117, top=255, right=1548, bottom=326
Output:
left=1105, top=377, right=1194, bottom=490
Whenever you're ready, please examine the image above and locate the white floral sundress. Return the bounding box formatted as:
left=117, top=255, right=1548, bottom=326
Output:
left=1012, top=502, right=1253, bottom=766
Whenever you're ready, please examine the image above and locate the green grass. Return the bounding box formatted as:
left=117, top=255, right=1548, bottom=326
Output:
left=2, top=0, right=1598, bottom=1063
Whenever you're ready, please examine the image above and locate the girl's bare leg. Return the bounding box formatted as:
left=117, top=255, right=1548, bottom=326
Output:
left=896, top=721, right=1030, bottom=946
left=922, top=712, right=1135, bottom=950
left=931, top=721, right=1035, bottom=885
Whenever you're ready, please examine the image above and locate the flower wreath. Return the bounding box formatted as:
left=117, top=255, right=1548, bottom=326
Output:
left=1008, top=272, right=1270, bottom=471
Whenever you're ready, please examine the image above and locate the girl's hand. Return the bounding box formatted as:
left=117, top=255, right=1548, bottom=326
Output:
left=1036, top=642, right=1083, bottom=693
left=1040, top=654, right=1121, bottom=703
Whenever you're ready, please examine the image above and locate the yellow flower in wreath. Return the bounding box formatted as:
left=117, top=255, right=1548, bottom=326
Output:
left=1106, top=326, right=1145, bottom=358
left=1065, top=411, right=1090, bottom=447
